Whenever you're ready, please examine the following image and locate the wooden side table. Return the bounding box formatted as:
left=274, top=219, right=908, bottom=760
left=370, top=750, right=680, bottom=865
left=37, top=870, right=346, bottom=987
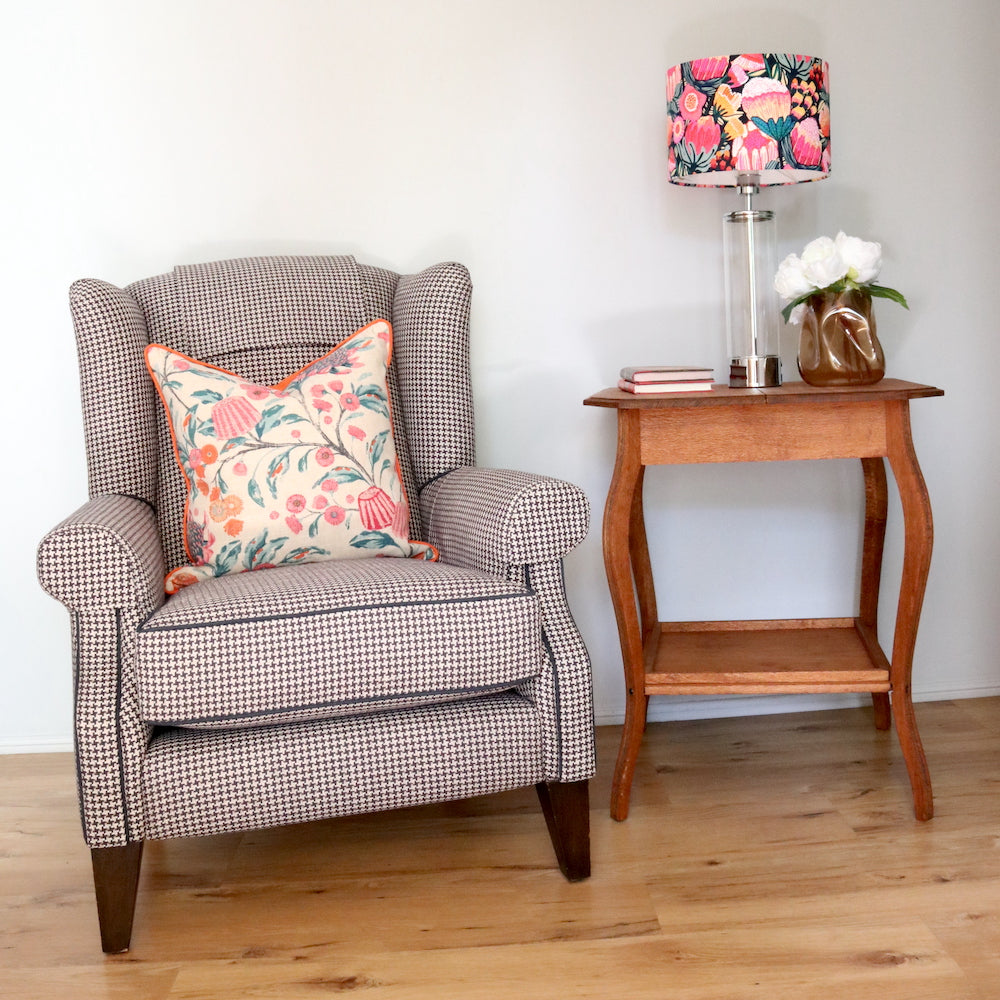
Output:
left=584, top=380, right=944, bottom=822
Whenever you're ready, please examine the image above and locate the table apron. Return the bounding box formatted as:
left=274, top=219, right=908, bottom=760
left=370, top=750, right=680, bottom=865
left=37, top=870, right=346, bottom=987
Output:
left=637, top=400, right=889, bottom=464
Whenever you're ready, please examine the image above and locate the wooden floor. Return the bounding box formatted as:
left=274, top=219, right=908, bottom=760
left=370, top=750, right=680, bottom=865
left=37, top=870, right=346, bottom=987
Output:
left=2, top=698, right=999, bottom=999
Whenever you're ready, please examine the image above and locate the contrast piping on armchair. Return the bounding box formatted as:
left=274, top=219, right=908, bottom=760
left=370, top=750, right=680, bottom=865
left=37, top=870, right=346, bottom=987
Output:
left=110, top=493, right=157, bottom=514
left=70, top=609, right=88, bottom=837
left=112, top=610, right=132, bottom=841
left=143, top=676, right=539, bottom=728
left=528, top=563, right=563, bottom=778
left=416, top=467, right=460, bottom=494
left=138, top=590, right=534, bottom=632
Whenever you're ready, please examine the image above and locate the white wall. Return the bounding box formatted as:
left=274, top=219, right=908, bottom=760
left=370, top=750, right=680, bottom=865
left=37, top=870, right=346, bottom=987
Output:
left=4, top=0, right=998, bottom=750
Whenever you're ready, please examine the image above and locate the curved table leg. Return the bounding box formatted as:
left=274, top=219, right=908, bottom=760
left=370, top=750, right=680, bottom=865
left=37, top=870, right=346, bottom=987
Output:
left=630, top=466, right=657, bottom=645
left=630, top=466, right=657, bottom=735
left=885, top=401, right=934, bottom=820
left=604, top=411, right=649, bottom=821
left=860, top=457, right=892, bottom=732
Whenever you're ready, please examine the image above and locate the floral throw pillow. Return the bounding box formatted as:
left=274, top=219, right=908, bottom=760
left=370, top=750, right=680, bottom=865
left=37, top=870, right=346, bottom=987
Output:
left=145, top=319, right=436, bottom=594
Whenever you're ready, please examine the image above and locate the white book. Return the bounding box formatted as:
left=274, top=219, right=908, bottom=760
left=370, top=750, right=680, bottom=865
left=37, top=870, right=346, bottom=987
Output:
left=619, top=365, right=715, bottom=384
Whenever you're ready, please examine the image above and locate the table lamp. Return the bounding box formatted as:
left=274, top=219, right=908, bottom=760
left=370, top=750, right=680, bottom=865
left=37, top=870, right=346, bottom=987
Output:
left=666, top=53, right=830, bottom=387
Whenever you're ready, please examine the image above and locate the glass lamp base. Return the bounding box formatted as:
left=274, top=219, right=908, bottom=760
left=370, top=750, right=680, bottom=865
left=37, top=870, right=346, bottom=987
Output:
left=730, top=355, right=781, bottom=388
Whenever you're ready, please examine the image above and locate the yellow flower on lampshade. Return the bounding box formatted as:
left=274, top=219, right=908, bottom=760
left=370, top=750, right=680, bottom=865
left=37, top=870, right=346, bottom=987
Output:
left=713, top=84, right=747, bottom=141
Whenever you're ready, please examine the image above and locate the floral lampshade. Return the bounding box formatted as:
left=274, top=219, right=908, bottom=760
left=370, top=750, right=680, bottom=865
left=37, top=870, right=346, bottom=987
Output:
left=666, top=53, right=830, bottom=186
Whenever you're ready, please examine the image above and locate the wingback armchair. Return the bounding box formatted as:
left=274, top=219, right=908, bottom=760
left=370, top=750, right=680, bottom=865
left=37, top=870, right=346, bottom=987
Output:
left=37, top=255, right=595, bottom=953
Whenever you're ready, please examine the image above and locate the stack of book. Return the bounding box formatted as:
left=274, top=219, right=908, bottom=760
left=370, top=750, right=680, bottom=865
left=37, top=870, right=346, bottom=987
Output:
left=617, top=365, right=715, bottom=394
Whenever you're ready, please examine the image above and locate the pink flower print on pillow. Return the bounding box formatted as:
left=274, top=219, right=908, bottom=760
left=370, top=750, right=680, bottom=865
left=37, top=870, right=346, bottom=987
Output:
left=212, top=395, right=259, bottom=439
left=358, top=486, right=395, bottom=531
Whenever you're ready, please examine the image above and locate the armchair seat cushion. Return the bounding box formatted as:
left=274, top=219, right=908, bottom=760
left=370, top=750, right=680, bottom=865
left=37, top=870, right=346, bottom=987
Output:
left=136, top=558, right=542, bottom=730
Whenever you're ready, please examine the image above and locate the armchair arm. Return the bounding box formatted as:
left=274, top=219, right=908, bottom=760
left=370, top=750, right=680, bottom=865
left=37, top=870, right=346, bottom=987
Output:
left=38, top=493, right=165, bottom=615
left=419, top=467, right=594, bottom=783
left=37, top=493, right=163, bottom=848
left=418, top=467, right=589, bottom=573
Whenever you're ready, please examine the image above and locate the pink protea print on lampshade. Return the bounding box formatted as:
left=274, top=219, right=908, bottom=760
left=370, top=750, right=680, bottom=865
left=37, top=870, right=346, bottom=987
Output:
left=734, top=128, right=780, bottom=173
left=790, top=116, right=823, bottom=167
left=681, top=116, right=723, bottom=172
left=740, top=76, right=792, bottom=124
left=689, top=55, right=730, bottom=82
left=666, top=53, right=829, bottom=186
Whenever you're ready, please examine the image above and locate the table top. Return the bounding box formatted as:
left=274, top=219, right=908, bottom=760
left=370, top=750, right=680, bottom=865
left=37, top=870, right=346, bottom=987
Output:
left=584, top=379, right=944, bottom=410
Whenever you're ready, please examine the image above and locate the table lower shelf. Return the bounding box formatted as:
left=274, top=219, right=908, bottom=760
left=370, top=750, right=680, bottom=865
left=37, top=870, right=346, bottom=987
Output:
left=643, top=618, right=892, bottom=695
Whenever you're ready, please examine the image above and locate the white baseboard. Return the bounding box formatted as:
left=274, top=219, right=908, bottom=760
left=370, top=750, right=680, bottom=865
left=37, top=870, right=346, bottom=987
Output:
left=3, top=687, right=998, bottom=753
left=0, top=737, right=74, bottom=755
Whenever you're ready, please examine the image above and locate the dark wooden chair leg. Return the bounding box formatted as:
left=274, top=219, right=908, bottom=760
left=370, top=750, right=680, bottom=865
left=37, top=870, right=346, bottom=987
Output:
left=536, top=780, right=591, bottom=881
left=91, top=841, right=144, bottom=953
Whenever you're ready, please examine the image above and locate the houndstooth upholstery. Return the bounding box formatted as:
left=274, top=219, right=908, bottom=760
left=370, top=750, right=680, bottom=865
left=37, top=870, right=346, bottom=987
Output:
left=142, top=693, right=541, bottom=840
left=37, top=494, right=164, bottom=614
left=390, top=263, right=476, bottom=488
left=418, top=468, right=595, bottom=780
left=68, top=283, right=159, bottom=507
left=37, top=254, right=595, bottom=854
left=135, top=559, right=542, bottom=729
left=172, top=256, right=368, bottom=359
left=419, top=467, right=591, bottom=571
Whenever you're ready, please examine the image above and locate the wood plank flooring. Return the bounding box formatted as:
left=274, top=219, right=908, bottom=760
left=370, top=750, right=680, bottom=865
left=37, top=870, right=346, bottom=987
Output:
left=2, top=697, right=998, bottom=998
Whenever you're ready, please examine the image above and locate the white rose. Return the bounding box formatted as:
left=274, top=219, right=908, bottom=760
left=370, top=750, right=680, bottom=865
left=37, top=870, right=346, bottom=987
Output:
left=800, top=235, right=848, bottom=288
left=834, top=231, right=882, bottom=284
left=787, top=303, right=806, bottom=325
left=773, top=253, right=813, bottom=300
